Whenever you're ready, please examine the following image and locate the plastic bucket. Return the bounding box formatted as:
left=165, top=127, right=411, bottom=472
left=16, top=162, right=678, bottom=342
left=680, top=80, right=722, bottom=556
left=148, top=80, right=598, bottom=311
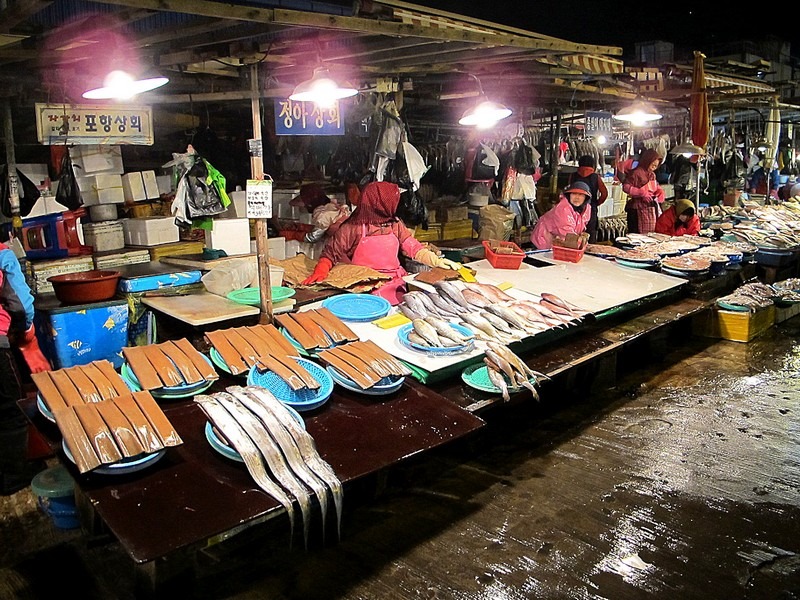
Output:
left=31, top=465, right=80, bottom=530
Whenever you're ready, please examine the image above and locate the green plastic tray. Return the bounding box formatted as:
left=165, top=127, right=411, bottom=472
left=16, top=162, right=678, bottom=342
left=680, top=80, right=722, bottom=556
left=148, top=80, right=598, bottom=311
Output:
left=226, top=286, right=296, bottom=306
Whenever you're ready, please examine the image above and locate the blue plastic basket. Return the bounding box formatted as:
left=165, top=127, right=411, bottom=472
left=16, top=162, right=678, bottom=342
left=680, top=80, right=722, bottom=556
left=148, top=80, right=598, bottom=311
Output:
left=397, top=322, right=475, bottom=356
left=321, top=293, right=391, bottom=322
left=246, top=357, right=333, bottom=411
left=326, top=365, right=405, bottom=396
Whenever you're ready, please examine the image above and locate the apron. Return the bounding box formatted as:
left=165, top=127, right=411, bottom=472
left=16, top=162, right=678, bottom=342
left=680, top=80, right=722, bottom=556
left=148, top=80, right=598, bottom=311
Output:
left=350, top=224, right=408, bottom=305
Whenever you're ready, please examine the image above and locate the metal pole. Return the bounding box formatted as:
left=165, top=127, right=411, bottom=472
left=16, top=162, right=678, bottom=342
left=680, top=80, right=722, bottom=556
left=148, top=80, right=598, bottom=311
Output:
left=250, top=63, right=273, bottom=323
left=2, top=99, right=22, bottom=239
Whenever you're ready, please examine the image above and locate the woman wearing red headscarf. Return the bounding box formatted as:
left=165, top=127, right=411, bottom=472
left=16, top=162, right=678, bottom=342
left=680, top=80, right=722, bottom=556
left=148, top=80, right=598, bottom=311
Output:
left=622, top=148, right=665, bottom=234
left=301, top=181, right=460, bottom=304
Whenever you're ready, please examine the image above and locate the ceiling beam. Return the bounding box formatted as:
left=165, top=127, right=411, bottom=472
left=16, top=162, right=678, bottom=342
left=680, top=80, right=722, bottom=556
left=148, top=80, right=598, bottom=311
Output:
left=0, top=0, right=52, bottom=34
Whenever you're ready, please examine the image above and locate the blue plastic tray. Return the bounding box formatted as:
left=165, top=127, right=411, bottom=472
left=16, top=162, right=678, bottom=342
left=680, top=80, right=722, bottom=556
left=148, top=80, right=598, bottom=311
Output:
left=205, top=406, right=305, bottom=463
left=326, top=365, right=405, bottom=396
left=321, top=293, right=391, bottom=322
left=246, top=357, right=333, bottom=411
left=63, top=440, right=166, bottom=476
left=397, top=322, right=475, bottom=355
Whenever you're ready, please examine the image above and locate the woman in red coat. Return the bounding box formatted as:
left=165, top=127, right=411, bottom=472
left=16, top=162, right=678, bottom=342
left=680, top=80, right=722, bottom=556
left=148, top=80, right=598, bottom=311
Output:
left=654, top=198, right=701, bottom=237
left=622, top=148, right=664, bottom=234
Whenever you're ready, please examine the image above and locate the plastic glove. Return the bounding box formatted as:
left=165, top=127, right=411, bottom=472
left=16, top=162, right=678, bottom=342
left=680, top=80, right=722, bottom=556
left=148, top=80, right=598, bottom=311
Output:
left=436, top=257, right=463, bottom=270
left=301, top=257, right=333, bottom=285
left=17, top=324, right=51, bottom=373
left=414, top=248, right=462, bottom=270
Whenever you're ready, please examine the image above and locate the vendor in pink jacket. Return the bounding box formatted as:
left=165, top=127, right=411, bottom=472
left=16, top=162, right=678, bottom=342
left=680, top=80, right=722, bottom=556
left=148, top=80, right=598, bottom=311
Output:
left=530, top=181, right=591, bottom=249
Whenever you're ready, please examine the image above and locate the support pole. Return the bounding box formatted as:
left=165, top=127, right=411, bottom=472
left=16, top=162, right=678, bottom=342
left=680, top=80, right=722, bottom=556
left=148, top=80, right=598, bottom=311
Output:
left=249, top=64, right=273, bottom=323
left=2, top=99, right=22, bottom=239
left=550, top=109, right=562, bottom=198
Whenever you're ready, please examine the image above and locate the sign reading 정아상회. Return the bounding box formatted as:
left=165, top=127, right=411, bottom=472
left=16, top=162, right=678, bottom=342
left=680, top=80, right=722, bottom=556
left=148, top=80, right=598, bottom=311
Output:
left=35, top=103, right=154, bottom=145
left=274, top=99, right=344, bottom=135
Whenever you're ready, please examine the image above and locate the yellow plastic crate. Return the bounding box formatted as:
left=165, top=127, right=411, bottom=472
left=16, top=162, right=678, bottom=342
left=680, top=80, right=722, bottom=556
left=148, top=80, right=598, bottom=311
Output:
left=441, top=219, right=475, bottom=241
left=694, top=305, right=775, bottom=342
left=146, top=240, right=206, bottom=261
left=414, top=224, right=442, bottom=242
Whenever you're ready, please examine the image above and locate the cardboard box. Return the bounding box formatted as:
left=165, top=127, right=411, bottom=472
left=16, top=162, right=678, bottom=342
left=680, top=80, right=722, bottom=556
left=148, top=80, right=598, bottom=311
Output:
left=441, top=219, right=475, bottom=240
left=141, top=170, right=159, bottom=199
left=122, top=172, right=146, bottom=202
left=75, top=174, right=125, bottom=205
left=436, top=205, right=470, bottom=223
left=121, top=216, right=180, bottom=246
left=415, top=223, right=442, bottom=242
left=205, top=218, right=251, bottom=255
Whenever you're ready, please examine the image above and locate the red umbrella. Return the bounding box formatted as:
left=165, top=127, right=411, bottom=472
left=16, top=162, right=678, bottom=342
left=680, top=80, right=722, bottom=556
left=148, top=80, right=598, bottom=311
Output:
left=691, top=51, right=710, bottom=150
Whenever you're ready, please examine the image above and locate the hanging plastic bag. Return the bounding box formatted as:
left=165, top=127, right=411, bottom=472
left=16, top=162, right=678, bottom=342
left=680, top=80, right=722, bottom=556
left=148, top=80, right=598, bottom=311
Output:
left=0, top=165, right=42, bottom=218
left=396, top=189, right=428, bottom=229
left=54, top=149, right=82, bottom=210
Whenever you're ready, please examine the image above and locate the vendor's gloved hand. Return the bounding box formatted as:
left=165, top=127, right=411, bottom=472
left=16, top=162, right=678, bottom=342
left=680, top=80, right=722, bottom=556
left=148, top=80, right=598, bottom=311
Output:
left=17, top=324, right=51, bottom=373
left=434, top=257, right=462, bottom=270
left=301, top=257, right=333, bottom=285
left=414, top=248, right=462, bottom=271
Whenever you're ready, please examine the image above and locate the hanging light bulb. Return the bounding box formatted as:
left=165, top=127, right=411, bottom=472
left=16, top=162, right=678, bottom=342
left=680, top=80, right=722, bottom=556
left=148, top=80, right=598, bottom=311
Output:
left=82, top=70, right=168, bottom=100
left=613, top=99, right=662, bottom=127
left=457, top=74, right=512, bottom=129
left=754, top=136, right=772, bottom=153
left=289, top=66, right=358, bottom=108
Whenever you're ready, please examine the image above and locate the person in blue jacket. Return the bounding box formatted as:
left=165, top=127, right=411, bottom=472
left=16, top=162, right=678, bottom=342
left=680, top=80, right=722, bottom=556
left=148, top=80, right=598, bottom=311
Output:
left=0, top=241, right=50, bottom=494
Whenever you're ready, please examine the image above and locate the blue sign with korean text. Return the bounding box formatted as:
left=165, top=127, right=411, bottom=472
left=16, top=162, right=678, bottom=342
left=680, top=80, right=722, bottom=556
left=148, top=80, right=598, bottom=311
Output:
left=274, top=99, right=344, bottom=135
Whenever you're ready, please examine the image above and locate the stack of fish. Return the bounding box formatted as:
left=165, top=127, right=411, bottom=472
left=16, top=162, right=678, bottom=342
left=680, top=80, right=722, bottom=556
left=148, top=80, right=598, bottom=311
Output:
left=399, top=280, right=589, bottom=344
left=717, top=281, right=780, bottom=311
left=195, top=385, right=343, bottom=549
left=407, top=316, right=474, bottom=349
left=483, top=342, right=547, bottom=402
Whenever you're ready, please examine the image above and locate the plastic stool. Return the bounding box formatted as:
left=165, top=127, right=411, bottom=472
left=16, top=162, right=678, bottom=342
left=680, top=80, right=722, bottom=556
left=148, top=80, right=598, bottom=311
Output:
left=31, top=465, right=80, bottom=530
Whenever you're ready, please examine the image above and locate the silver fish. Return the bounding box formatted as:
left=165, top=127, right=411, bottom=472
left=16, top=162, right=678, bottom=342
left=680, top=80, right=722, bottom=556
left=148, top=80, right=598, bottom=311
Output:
left=485, top=348, right=517, bottom=384
left=405, top=291, right=443, bottom=316
left=228, top=386, right=331, bottom=544
left=480, top=309, right=516, bottom=335
left=485, top=304, right=532, bottom=332
left=216, top=392, right=314, bottom=550
left=465, top=282, right=515, bottom=303
left=412, top=318, right=443, bottom=347
left=423, top=315, right=474, bottom=344
left=408, top=331, right=432, bottom=347
left=541, top=292, right=589, bottom=316
left=433, top=280, right=471, bottom=310
left=484, top=359, right=510, bottom=401
left=488, top=342, right=549, bottom=382
left=194, top=395, right=297, bottom=546
left=242, top=387, right=344, bottom=541
left=399, top=303, right=424, bottom=321
left=514, top=372, right=540, bottom=401
left=428, top=291, right=463, bottom=316
left=461, top=312, right=504, bottom=341
left=402, top=293, right=430, bottom=318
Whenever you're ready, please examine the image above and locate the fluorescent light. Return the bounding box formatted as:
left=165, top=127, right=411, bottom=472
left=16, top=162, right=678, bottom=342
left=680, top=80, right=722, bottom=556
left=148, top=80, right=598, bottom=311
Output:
left=613, top=100, right=662, bottom=126
left=289, top=67, right=357, bottom=108
left=82, top=70, right=168, bottom=100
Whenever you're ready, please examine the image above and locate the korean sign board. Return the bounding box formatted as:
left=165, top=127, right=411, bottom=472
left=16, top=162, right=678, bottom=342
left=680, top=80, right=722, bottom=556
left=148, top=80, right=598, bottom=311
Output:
left=35, top=103, right=154, bottom=145
left=246, top=179, right=273, bottom=219
left=585, top=111, right=613, bottom=140
left=273, top=99, right=344, bottom=136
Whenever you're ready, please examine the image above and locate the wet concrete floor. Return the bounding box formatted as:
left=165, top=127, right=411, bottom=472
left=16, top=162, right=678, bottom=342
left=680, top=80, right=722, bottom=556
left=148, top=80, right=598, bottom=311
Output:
left=1, top=315, right=799, bottom=599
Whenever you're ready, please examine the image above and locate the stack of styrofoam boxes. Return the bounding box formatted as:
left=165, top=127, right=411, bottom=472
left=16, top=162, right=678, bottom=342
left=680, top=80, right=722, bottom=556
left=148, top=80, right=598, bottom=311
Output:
left=71, top=145, right=127, bottom=207
left=82, top=221, right=125, bottom=252
left=121, top=216, right=180, bottom=247
left=249, top=236, right=286, bottom=260
left=271, top=188, right=300, bottom=221
left=121, top=171, right=160, bottom=203
left=205, top=218, right=251, bottom=255
left=27, top=255, right=94, bottom=296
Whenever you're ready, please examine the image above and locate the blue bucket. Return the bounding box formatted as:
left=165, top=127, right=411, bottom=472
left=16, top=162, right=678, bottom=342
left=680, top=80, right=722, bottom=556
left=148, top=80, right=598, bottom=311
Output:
left=31, top=465, right=80, bottom=530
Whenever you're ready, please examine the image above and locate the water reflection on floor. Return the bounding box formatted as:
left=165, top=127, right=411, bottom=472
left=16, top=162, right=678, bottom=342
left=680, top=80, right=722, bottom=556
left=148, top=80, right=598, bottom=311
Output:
left=1, top=318, right=799, bottom=599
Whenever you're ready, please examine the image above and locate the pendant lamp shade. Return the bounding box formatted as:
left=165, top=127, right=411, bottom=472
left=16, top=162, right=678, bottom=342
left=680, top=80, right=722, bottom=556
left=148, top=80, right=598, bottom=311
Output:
left=457, top=74, right=512, bottom=129
left=289, top=67, right=358, bottom=108
left=613, top=99, right=662, bottom=126
left=670, top=140, right=706, bottom=157
left=82, top=70, right=168, bottom=100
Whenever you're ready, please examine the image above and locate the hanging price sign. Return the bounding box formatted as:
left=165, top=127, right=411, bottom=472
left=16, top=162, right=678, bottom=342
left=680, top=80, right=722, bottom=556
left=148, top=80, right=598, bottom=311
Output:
left=246, top=178, right=273, bottom=219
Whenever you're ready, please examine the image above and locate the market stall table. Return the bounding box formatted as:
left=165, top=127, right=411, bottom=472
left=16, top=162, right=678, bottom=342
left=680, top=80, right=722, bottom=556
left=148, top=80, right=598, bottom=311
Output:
left=18, top=377, right=484, bottom=578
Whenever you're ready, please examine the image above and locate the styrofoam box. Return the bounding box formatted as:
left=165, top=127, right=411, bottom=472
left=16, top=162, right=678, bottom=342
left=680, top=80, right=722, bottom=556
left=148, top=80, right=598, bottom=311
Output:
left=121, top=216, right=180, bottom=246
left=249, top=236, right=286, bottom=260
left=156, top=175, right=172, bottom=196
left=28, top=255, right=94, bottom=295
left=142, top=170, right=159, bottom=199
left=75, top=174, right=125, bottom=205
left=71, top=145, right=124, bottom=175
left=122, top=172, right=146, bottom=202
left=82, top=220, right=125, bottom=252
left=220, top=190, right=246, bottom=219
left=205, top=218, right=251, bottom=255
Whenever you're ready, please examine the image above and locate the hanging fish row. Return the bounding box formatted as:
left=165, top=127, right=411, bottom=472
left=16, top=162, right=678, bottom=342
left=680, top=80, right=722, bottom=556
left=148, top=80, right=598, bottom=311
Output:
left=195, top=385, right=343, bottom=550
left=399, top=280, right=590, bottom=344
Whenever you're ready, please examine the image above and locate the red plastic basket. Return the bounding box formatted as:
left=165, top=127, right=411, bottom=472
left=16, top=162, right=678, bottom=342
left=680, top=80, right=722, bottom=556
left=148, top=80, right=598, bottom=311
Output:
left=482, top=240, right=525, bottom=269
left=551, top=245, right=585, bottom=263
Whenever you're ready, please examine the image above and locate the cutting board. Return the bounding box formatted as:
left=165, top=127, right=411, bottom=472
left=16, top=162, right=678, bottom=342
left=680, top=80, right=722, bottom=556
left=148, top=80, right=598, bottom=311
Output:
left=159, top=253, right=255, bottom=270
left=141, top=291, right=259, bottom=326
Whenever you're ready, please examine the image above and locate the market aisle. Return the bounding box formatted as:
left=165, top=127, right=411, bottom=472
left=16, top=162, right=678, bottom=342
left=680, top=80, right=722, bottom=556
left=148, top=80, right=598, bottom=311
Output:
left=1, top=316, right=799, bottom=599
